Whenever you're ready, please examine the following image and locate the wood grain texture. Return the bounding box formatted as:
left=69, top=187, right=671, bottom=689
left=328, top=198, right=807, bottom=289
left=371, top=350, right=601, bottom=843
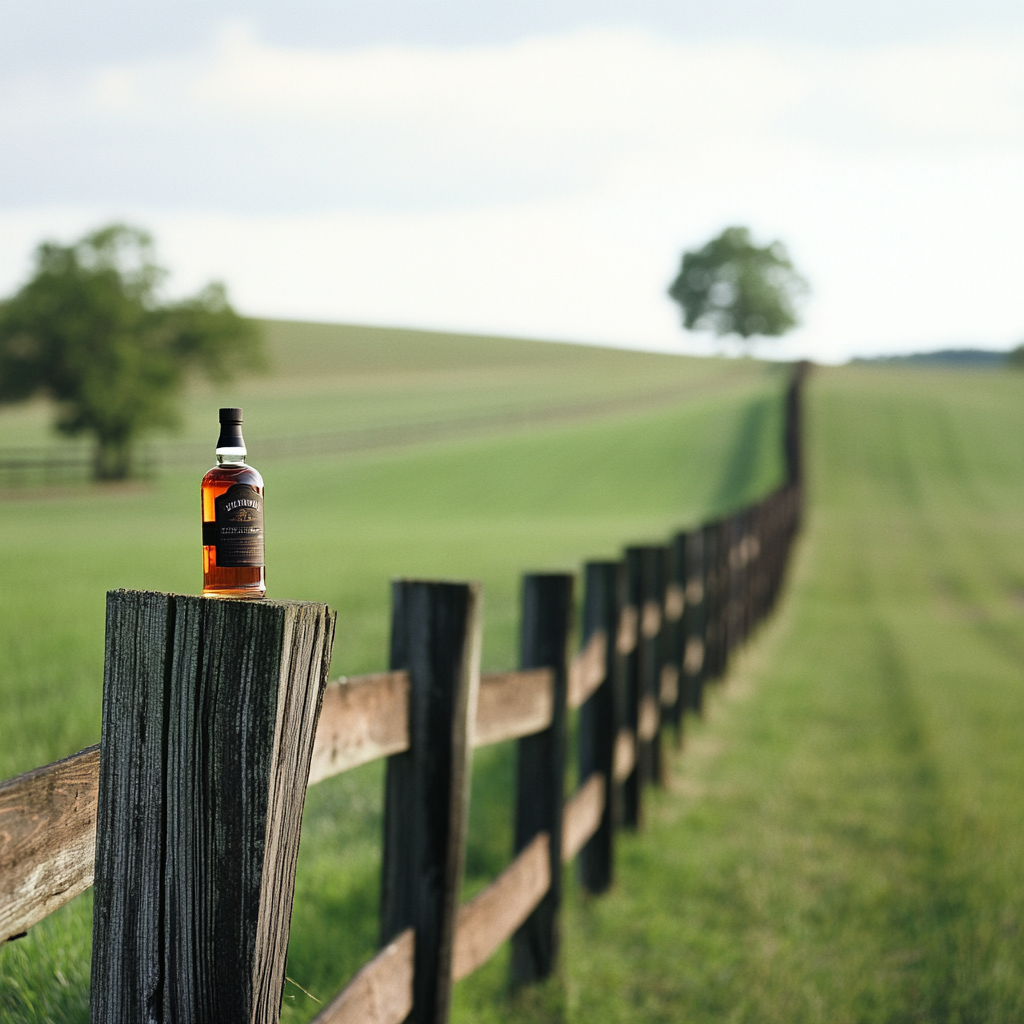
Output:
left=308, top=672, right=410, bottom=784
left=474, top=669, right=553, bottom=747
left=380, top=580, right=482, bottom=1024
left=510, top=573, right=573, bottom=987
left=90, top=590, right=335, bottom=1024
left=451, top=833, right=550, bottom=983
left=566, top=630, right=607, bottom=710
left=0, top=745, right=99, bottom=945
left=561, top=773, right=606, bottom=864
left=313, top=929, right=415, bottom=1024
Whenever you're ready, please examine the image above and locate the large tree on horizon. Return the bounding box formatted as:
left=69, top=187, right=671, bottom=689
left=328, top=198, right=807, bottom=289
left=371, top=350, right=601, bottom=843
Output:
left=0, top=224, right=263, bottom=480
left=668, top=225, right=808, bottom=342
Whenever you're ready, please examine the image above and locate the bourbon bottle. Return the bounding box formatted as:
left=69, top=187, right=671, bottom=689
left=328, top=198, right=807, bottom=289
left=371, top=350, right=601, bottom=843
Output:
left=201, top=407, right=266, bottom=599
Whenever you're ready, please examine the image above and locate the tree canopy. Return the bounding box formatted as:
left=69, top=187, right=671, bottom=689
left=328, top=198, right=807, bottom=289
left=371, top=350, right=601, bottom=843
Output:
left=668, top=226, right=808, bottom=341
left=0, top=224, right=263, bottom=479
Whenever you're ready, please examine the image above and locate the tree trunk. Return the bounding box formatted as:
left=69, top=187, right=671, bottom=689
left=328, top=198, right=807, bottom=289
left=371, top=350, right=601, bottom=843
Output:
left=93, top=436, right=133, bottom=481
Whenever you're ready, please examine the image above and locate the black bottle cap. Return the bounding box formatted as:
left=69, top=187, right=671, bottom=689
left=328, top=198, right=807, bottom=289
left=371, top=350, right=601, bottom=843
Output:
left=216, top=407, right=245, bottom=448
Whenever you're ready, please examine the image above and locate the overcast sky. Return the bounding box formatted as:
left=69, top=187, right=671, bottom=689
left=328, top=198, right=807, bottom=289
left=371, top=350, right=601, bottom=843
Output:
left=2, top=1, right=1023, bottom=361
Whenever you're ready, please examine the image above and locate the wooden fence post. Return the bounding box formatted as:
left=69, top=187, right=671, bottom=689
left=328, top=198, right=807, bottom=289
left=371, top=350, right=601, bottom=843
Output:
left=577, top=561, right=618, bottom=894
left=90, top=590, right=335, bottom=1024
left=380, top=580, right=483, bottom=1024
left=675, top=530, right=705, bottom=718
left=511, top=573, right=573, bottom=986
left=700, top=523, right=719, bottom=690
left=637, top=546, right=667, bottom=789
left=621, top=549, right=643, bottom=828
left=661, top=540, right=684, bottom=741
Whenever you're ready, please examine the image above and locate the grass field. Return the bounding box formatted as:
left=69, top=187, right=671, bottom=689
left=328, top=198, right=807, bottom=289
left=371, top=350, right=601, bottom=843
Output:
left=6, top=326, right=1024, bottom=1022
left=0, top=322, right=786, bottom=1021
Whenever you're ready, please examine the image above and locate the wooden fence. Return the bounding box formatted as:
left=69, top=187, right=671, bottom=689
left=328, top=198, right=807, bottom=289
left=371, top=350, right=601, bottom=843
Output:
left=0, top=365, right=806, bottom=1023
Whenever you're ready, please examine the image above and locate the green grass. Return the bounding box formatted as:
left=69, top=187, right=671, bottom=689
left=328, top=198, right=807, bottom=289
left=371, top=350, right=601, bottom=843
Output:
left=10, top=332, right=1024, bottom=1021
left=0, top=322, right=786, bottom=1021
left=518, top=364, right=1024, bottom=1023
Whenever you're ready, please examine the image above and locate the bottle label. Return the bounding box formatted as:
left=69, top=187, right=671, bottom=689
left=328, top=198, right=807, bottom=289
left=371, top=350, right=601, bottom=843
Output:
left=211, top=483, right=265, bottom=567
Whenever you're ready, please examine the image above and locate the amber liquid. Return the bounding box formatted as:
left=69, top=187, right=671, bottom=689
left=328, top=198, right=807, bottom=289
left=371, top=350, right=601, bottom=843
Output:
left=201, top=462, right=266, bottom=598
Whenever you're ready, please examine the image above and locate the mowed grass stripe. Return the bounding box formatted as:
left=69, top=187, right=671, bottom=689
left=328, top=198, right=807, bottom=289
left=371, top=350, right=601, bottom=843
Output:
left=445, top=366, right=1024, bottom=1023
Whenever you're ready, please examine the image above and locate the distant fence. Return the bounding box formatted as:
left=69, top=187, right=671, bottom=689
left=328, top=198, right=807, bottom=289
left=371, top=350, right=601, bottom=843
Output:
left=0, top=365, right=807, bottom=1023
left=0, top=377, right=729, bottom=489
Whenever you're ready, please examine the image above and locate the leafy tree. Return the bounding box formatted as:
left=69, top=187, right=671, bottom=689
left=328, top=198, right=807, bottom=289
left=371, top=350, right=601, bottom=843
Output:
left=0, top=224, right=263, bottom=480
left=668, top=225, right=808, bottom=341
left=1007, top=342, right=1024, bottom=369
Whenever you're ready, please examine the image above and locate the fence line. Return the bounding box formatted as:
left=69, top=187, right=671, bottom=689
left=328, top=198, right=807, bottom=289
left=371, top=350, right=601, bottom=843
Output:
left=0, top=363, right=807, bottom=1022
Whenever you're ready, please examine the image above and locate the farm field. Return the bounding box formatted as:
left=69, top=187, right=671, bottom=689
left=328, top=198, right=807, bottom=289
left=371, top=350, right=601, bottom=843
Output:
left=7, top=324, right=1024, bottom=1021
left=0, top=322, right=786, bottom=1022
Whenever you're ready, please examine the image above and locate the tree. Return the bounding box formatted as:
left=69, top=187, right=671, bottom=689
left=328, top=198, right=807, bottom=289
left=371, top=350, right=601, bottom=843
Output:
left=0, top=224, right=263, bottom=480
left=668, top=226, right=808, bottom=341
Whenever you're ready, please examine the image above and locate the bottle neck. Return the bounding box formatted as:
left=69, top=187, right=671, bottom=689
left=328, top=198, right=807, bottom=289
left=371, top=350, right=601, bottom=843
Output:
left=216, top=447, right=247, bottom=466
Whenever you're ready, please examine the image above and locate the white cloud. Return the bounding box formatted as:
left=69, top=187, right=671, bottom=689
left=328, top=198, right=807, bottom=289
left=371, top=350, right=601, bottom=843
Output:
left=1, top=24, right=1023, bottom=361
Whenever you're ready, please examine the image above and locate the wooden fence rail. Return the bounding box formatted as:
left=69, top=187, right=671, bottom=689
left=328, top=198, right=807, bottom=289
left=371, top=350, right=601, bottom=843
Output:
left=0, top=365, right=807, bottom=1022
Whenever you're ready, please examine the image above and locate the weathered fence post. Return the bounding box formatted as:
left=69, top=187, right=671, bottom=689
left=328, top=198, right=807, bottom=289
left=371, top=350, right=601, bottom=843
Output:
left=577, top=561, right=619, bottom=894
left=663, top=540, right=686, bottom=742
left=90, top=590, right=336, bottom=1024
left=672, top=530, right=705, bottom=720
left=511, top=573, right=573, bottom=986
left=380, top=579, right=483, bottom=1024
left=620, top=549, right=643, bottom=828
left=637, top=546, right=667, bottom=789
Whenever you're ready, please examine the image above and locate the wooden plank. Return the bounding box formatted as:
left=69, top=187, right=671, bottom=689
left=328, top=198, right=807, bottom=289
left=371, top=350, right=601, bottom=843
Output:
left=90, top=591, right=335, bottom=1024
left=313, top=929, right=415, bottom=1024
left=577, top=561, right=620, bottom=894
left=380, top=580, right=483, bottom=1024
left=451, top=833, right=550, bottom=983
left=612, top=729, right=636, bottom=783
left=659, top=665, right=679, bottom=708
left=638, top=694, right=660, bottom=742
left=561, top=773, right=606, bottom=864
left=616, top=604, right=638, bottom=655
left=684, top=638, right=705, bottom=675
left=640, top=599, right=662, bottom=640
left=664, top=582, right=685, bottom=623
left=567, top=630, right=607, bottom=710
left=474, top=668, right=553, bottom=747
left=0, top=745, right=99, bottom=946
left=511, top=573, right=573, bottom=987
left=308, top=671, right=410, bottom=784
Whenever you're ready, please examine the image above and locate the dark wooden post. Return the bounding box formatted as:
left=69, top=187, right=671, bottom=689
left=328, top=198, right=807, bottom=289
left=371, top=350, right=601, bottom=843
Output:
left=577, top=561, right=618, bottom=894
left=636, top=546, right=667, bottom=789
left=90, top=591, right=335, bottom=1024
left=620, top=548, right=643, bottom=829
left=700, top=522, right=720, bottom=688
left=511, top=573, right=573, bottom=986
left=677, top=530, right=706, bottom=717
left=380, top=579, right=482, bottom=1024
left=661, top=542, right=684, bottom=743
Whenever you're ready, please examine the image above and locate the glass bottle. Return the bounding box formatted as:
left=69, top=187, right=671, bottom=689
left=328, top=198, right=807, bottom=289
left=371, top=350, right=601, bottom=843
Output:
left=201, top=407, right=266, bottom=599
